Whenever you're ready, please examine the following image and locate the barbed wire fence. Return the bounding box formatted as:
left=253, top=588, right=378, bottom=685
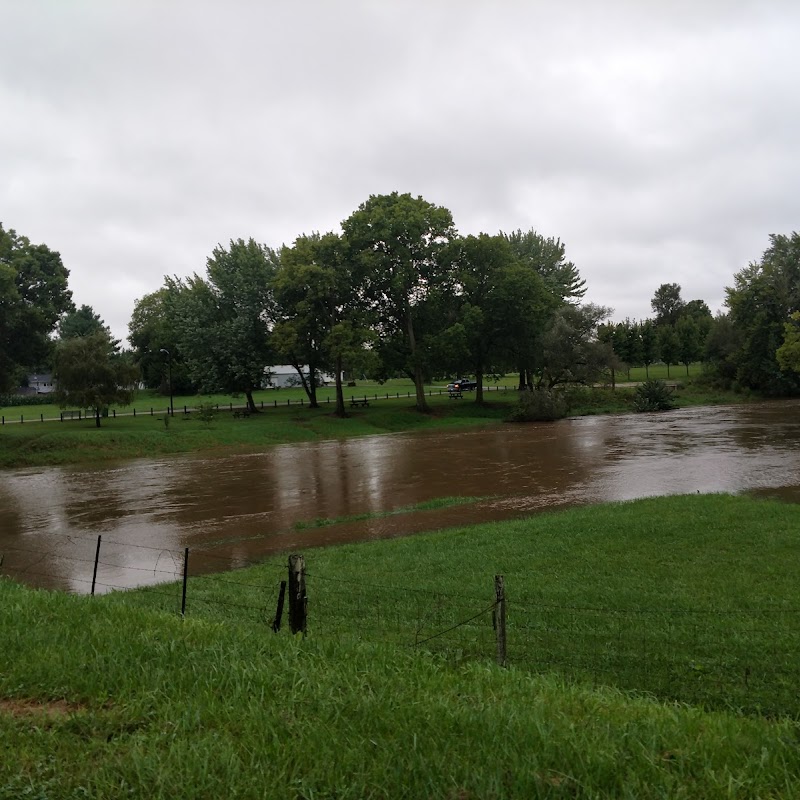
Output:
left=3, top=541, right=800, bottom=716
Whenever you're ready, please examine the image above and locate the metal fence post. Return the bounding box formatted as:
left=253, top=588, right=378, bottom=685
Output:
left=494, top=575, right=507, bottom=667
left=91, top=535, right=102, bottom=596
left=272, top=580, right=287, bottom=632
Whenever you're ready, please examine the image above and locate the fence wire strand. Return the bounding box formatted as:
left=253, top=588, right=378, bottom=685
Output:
left=5, top=541, right=800, bottom=717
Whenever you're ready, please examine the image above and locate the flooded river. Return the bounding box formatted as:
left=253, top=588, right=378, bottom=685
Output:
left=1, top=400, right=798, bottom=593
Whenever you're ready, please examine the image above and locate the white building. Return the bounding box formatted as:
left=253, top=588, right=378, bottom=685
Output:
left=264, top=365, right=336, bottom=388
left=19, top=373, right=56, bottom=395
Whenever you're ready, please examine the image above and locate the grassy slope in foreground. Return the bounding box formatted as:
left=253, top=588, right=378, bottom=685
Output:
left=127, top=493, right=800, bottom=717
left=4, top=495, right=800, bottom=798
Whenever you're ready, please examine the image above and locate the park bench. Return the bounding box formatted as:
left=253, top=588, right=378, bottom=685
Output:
left=349, top=398, right=369, bottom=408
left=232, top=409, right=251, bottom=419
left=448, top=391, right=463, bottom=399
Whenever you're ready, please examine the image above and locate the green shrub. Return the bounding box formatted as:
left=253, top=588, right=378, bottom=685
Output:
left=632, top=379, right=676, bottom=412
left=0, top=394, right=54, bottom=407
left=507, top=388, right=567, bottom=422
left=196, top=403, right=215, bottom=424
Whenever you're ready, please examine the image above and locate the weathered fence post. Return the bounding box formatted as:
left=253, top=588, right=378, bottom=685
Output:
left=288, top=554, right=307, bottom=636
left=181, top=547, right=189, bottom=617
left=494, top=574, right=507, bottom=667
left=272, top=580, right=287, bottom=632
left=91, top=535, right=102, bottom=596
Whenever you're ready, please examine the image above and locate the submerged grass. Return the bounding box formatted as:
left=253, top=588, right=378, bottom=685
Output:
left=0, top=394, right=514, bottom=469
left=292, top=495, right=493, bottom=530
left=4, top=494, right=800, bottom=798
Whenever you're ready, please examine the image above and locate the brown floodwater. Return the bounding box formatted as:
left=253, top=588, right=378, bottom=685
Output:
left=1, top=400, right=798, bottom=593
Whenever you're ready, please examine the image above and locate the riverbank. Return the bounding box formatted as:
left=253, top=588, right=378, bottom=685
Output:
left=0, top=379, right=753, bottom=470
left=3, top=494, right=800, bottom=798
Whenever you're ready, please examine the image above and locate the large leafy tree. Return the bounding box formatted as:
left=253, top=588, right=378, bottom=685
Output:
left=491, top=263, right=558, bottom=394
left=651, top=283, right=685, bottom=327
left=0, top=223, right=73, bottom=391
left=620, top=319, right=643, bottom=378
left=598, top=321, right=636, bottom=381
left=53, top=331, right=138, bottom=427
left=501, top=229, right=586, bottom=303
left=167, top=238, right=278, bottom=412
left=639, top=319, right=659, bottom=379
left=676, top=316, right=703, bottom=375
left=537, top=303, right=613, bottom=388
left=342, top=192, right=457, bottom=412
left=447, top=234, right=555, bottom=402
left=657, top=324, right=680, bottom=378
left=273, top=232, right=372, bottom=415
left=704, top=312, right=741, bottom=385
left=128, top=288, right=193, bottom=394
left=726, top=232, right=800, bottom=395
left=776, top=312, right=800, bottom=373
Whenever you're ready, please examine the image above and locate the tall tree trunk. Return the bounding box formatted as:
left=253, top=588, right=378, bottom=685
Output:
left=95, top=407, right=101, bottom=428
left=406, top=310, right=429, bottom=412
left=292, top=362, right=318, bottom=408
left=334, top=354, right=346, bottom=417
left=667, top=363, right=671, bottom=378
left=610, top=367, right=616, bottom=391
left=518, top=368, right=526, bottom=391
left=645, top=363, right=650, bottom=379
left=308, top=371, right=319, bottom=409
left=245, top=390, right=258, bottom=413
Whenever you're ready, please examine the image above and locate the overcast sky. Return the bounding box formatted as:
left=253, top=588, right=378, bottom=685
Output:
left=2, top=1, right=799, bottom=344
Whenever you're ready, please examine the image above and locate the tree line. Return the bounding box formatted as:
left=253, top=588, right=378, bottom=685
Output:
left=128, top=192, right=599, bottom=416
left=2, top=202, right=799, bottom=422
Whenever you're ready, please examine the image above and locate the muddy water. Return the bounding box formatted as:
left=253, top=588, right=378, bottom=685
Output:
left=1, top=400, right=798, bottom=593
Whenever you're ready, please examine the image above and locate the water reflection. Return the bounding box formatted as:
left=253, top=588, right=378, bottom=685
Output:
left=1, top=399, right=798, bottom=592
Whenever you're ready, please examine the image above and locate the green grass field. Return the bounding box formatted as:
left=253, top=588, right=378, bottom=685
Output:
left=1, top=368, right=706, bottom=421
left=0, top=366, right=746, bottom=471
left=3, top=494, right=800, bottom=798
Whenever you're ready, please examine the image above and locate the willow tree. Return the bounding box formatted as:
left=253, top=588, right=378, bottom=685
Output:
left=342, top=192, right=456, bottom=412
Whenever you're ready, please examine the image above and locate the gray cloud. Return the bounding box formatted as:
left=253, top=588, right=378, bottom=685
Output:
left=2, top=0, right=799, bottom=342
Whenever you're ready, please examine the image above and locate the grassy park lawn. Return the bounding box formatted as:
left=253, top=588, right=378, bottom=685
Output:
left=0, top=366, right=752, bottom=470
left=3, top=494, right=800, bottom=798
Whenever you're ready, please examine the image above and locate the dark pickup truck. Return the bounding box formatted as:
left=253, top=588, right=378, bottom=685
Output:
left=447, top=378, right=477, bottom=392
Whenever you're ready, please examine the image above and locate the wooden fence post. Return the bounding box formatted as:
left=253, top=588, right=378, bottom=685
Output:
left=288, top=554, right=307, bottom=636
left=494, top=574, right=507, bottom=667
